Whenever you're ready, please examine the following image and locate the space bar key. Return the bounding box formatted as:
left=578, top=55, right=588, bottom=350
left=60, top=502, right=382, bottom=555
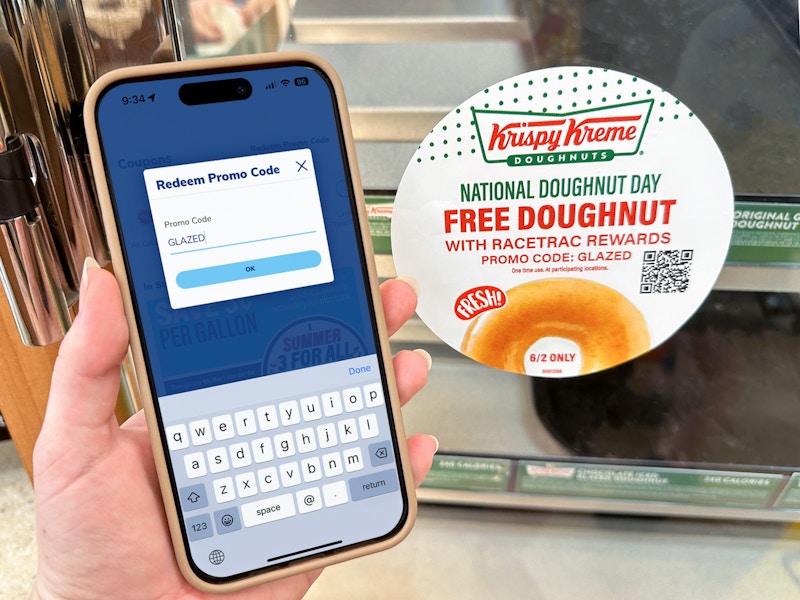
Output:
left=241, top=493, right=296, bottom=527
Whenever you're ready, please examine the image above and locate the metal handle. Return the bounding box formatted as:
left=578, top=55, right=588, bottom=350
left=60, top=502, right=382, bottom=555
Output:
left=0, top=135, right=71, bottom=346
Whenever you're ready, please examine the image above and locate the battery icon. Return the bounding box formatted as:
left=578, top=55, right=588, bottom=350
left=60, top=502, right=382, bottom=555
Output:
left=294, top=77, right=309, bottom=86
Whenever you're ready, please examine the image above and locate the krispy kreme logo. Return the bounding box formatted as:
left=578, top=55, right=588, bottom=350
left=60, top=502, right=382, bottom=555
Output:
left=366, top=204, right=393, bottom=218
left=472, top=99, right=653, bottom=166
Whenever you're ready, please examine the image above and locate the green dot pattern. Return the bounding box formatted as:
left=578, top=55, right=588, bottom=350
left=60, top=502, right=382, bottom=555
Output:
left=419, top=66, right=697, bottom=162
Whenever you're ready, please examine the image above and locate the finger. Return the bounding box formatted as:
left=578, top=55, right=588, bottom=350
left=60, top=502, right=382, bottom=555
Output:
left=41, top=259, right=129, bottom=449
left=380, top=276, right=419, bottom=337
left=407, top=433, right=438, bottom=487
left=392, top=348, right=431, bottom=407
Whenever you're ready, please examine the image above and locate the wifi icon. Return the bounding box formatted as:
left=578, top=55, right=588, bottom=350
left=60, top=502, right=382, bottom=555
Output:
left=280, top=79, right=290, bottom=87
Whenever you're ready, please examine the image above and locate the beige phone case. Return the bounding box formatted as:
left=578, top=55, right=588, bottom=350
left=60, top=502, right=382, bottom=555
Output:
left=83, top=51, right=417, bottom=592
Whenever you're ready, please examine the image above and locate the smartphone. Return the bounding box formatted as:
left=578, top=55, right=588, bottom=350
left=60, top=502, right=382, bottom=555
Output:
left=83, top=53, right=416, bottom=591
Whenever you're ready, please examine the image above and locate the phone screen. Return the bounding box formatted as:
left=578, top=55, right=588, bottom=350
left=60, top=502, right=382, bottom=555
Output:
left=92, top=61, right=409, bottom=583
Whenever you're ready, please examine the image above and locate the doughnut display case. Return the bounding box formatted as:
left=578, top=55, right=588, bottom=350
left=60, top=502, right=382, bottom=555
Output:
left=175, top=0, right=800, bottom=521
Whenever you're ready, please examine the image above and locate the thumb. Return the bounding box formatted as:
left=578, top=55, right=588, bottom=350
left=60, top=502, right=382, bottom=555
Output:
left=38, top=258, right=130, bottom=460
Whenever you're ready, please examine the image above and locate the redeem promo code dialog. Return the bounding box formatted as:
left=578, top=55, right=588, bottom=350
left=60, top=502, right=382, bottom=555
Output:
left=143, top=148, right=333, bottom=310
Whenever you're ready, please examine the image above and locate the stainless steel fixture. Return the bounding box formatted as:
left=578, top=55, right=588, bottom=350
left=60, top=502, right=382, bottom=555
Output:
left=0, top=0, right=169, bottom=346
left=2, top=0, right=800, bottom=523
left=0, top=0, right=170, bottom=473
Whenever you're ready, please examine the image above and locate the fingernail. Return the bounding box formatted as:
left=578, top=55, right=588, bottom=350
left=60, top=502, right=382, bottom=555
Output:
left=430, top=435, right=440, bottom=454
left=413, top=348, right=432, bottom=371
left=80, top=256, right=101, bottom=298
left=396, top=275, right=420, bottom=297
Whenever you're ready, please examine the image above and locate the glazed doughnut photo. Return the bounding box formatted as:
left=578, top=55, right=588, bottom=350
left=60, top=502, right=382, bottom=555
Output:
left=460, top=278, right=651, bottom=376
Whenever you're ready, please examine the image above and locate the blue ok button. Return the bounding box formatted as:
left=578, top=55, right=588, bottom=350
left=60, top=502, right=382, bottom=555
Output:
left=176, top=250, right=322, bottom=289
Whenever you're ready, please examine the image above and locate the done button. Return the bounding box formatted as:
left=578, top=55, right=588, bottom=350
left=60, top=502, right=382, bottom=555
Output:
left=176, top=250, right=322, bottom=289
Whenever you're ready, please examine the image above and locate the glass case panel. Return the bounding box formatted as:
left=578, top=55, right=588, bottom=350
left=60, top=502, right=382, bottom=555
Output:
left=171, top=0, right=800, bottom=519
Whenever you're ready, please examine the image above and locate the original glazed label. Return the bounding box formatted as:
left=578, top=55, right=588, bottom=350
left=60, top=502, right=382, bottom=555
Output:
left=391, top=67, right=733, bottom=378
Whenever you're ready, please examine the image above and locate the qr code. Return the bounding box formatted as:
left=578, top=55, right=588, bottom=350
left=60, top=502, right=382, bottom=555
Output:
left=640, top=250, right=693, bottom=293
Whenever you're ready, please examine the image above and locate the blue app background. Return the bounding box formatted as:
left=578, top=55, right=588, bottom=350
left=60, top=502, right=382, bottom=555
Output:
left=96, top=64, right=376, bottom=397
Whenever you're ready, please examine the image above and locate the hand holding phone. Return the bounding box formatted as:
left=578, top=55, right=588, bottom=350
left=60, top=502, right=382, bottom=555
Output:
left=31, top=260, right=434, bottom=600
left=77, top=52, right=426, bottom=592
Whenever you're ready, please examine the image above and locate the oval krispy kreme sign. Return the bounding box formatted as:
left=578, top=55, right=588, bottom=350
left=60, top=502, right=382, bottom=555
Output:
left=391, top=66, right=733, bottom=378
